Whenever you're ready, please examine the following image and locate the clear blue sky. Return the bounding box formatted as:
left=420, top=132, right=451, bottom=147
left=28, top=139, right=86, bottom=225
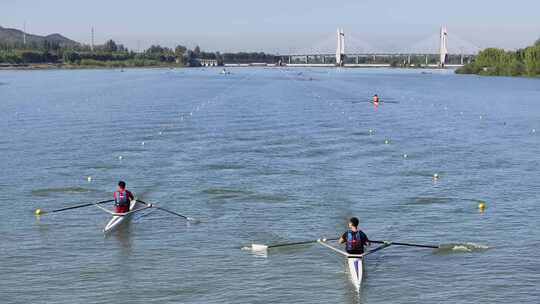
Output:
left=2, top=0, right=539, bottom=53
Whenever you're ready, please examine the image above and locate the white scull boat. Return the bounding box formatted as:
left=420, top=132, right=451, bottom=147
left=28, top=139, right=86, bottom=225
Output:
left=318, top=240, right=392, bottom=290
left=35, top=199, right=195, bottom=234
left=348, top=256, right=364, bottom=289
left=102, top=200, right=148, bottom=233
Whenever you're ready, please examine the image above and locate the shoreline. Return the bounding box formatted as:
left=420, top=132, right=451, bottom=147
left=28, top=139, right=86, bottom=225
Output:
left=0, top=63, right=184, bottom=71
left=1, top=63, right=451, bottom=71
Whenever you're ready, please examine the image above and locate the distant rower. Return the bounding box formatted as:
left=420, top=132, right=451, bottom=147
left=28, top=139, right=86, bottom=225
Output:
left=372, top=94, right=380, bottom=103
left=114, top=181, right=134, bottom=214
left=339, top=217, right=370, bottom=254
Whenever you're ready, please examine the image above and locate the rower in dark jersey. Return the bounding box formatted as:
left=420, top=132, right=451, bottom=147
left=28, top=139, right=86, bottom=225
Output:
left=113, top=181, right=134, bottom=214
left=339, top=217, right=370, bottom=254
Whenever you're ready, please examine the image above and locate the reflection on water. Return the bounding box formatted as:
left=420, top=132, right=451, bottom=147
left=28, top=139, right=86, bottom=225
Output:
left=109, top=221, right=134, bottom=257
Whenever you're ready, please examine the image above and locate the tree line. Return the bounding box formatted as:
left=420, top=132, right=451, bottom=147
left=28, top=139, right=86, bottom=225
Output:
left=0, top=38, right=279, bottom=67
left=456, top=39, right=540, bottom=77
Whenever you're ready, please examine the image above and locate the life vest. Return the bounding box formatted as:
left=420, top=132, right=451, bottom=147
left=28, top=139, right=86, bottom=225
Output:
left=114, top=190, right=131, bottom=207
left=346, top=230, right=366, bottom=252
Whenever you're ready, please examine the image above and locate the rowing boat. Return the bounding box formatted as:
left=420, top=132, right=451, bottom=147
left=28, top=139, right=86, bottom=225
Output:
left=248, top=238, right=437, bottom=291
left=103, top=200, right=146, bottom=233
left=318, top=240, right=392, bottom=290
left=318, top=240, right=364, bottom=289
left=35, top=199, right=195, bottom=234
left=347, top=256, right=364, bottom=289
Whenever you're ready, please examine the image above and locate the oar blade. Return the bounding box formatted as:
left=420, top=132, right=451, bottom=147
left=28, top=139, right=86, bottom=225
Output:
left=251, top=244, right=269, bottom=252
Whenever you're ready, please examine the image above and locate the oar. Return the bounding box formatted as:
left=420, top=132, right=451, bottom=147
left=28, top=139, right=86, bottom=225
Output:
left=371, top=240, right=439, bottom=249
left=94, top=202, right=153, bottom=216
left=136, top=200, right=196, bottom=221
left=35, top=199, right=114, bottom=215
left=318, top=239, right=392, bottom=258
left=249, top=237, right=339, bottom=252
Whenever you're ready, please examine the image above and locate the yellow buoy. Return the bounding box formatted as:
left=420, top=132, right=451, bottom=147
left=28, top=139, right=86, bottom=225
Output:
left=478, top=201, right=486, bottom=211
left=35, top=209, right=42, bottom=215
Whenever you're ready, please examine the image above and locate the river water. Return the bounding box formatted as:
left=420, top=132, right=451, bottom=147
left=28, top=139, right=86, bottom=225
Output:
left=1, top=68, right=539, bottom=304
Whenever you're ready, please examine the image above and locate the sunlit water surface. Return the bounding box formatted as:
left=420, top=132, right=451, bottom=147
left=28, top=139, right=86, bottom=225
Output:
left=1, top=68, right=539, bottom=304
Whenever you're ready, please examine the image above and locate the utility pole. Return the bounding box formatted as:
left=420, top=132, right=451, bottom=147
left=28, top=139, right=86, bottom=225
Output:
left=91, top=27, right=95, bottom=51
left=23, top=21, right=27, bottom=45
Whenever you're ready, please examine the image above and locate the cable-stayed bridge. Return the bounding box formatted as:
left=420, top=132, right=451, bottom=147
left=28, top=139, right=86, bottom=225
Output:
left=280, top=26, right=480, bottom=68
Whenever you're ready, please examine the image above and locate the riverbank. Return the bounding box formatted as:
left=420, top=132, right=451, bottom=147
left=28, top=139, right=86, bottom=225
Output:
left=0, top=62, right=183, bottom=70
left=456, top=40, right=540, bottom=77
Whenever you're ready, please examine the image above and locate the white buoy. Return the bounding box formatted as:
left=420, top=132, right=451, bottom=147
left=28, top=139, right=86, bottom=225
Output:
left=87, top=176, right=92, bottom=182
left=403, top=154, right=408, bottom=158
left=118, top=156, right=123, bottom=160
left=532, top=129, right=536, bottom=133
left=159, top=131, right=163, bottom=135
left=433, top=173, right=439, bottom=180
left=141, top=141, right=145, bottom=145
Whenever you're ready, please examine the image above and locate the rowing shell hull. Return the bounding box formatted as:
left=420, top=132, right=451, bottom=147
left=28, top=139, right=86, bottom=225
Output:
left=103, top=200, right=144, bottom=233
left=347, top=257, right=364, bottom=290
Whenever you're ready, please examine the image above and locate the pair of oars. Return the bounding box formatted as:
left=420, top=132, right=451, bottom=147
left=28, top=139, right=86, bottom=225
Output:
left=35, top=199, right=196, bottom=222
left=249, top=237, right=438, bottom=252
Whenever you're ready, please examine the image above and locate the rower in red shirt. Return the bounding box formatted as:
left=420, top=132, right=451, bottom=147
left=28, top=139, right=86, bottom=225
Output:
left=113, top=181, right=134, bottom=214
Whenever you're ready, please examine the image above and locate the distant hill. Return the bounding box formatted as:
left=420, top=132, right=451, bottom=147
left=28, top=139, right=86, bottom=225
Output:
left=0, top=25, right=79, bottom=47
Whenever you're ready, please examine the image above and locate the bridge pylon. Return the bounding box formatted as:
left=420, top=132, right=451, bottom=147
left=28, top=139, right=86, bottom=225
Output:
left=439, top=26, right=448, bottom=68
left=336, top=28, right=345, bottom=66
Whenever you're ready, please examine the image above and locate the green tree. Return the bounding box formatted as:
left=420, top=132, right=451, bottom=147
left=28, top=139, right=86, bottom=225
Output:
left=175, top=45, right=187, bottom=56
left=63, top=51, right=81, bottom=63
left=103, top=40, right=118, bottom=52
left=193, top=45, right=201, bottom=57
